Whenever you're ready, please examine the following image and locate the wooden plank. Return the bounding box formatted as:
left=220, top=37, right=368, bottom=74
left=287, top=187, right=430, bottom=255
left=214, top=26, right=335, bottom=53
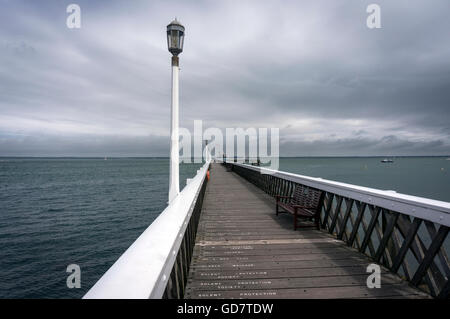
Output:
left=337, top=198, right=354, bottom=240
left=197, top=228, right=330, bottom=236
left=196, top=246, right=353, bottom=257
left=195, top=238, right=340, bottom=246
left=185, top=283, right=428, bottom=299
left=184, top=163, right=429, bottom=299
left=374, top=211, right=399, bottom=262
left=391, top=217, right=422, bottom=273
left=423, top=221, right=450, bottom=279
left=329, top=195, right=344, bottom=234
left=348, top=202, right=366, bottom=247
left=360, top=206, right=381, bottom=255
left=197, top=234, right=331, bottom=241
left=189, top=257, right=370, bottom=271
left=411, top=225, right=449, bottom=286
left=187, top=273, right=404, bottom=291
left=321, top=193, right=334, bottom=229
left=189, top=265, right=382, bottom=281
left=195, top=244, right=345, bottom=252
left=194, top=252, right=363, bottom=263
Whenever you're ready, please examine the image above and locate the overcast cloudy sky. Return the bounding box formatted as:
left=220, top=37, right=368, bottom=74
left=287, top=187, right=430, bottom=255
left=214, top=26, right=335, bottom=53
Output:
left=0, top=0, right=449, bottom=156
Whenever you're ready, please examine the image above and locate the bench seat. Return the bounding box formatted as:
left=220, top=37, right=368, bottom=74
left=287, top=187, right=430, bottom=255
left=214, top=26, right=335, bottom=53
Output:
left=275, top=185, right=323, bottom=230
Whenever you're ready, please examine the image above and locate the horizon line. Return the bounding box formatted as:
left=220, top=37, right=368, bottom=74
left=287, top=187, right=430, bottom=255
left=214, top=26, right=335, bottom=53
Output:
left=1, top=155, right=449, bottom=159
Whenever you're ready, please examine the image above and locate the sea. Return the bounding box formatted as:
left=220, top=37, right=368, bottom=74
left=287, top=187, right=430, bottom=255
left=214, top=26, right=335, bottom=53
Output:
left=0, top=156, right=449, bottom=298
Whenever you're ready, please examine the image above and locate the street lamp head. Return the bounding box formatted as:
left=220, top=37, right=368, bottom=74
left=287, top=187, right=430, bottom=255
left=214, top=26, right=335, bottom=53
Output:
left=167, top=18, right=185, bottom=56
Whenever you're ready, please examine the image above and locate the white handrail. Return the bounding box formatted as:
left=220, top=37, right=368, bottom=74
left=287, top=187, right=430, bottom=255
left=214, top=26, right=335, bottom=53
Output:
left=83, top=160, right=210, bottom=299
left=232, top=163, right=450, bottom=227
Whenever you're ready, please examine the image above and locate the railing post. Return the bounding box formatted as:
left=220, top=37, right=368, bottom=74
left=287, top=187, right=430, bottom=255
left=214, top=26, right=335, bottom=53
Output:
left=381, top=209, right=397, bottom=266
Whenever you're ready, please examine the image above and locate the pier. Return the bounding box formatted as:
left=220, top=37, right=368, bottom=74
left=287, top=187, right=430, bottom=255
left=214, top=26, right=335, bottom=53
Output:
left=84, top=161, right=450, bottom=299
left=184, top=164, right=429, bottom=298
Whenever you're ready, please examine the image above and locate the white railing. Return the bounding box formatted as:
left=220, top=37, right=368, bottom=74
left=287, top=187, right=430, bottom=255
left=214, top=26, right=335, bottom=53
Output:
left=232, top=163, right=450, bottom=227
left=229, top=162, right=450, bottom=298
left=83, top=160, right=210, bottom=299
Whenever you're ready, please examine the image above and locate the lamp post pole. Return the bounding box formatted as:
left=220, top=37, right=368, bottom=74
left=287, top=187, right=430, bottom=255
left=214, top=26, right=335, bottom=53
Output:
left=167, top=19, right=185, bottom=204
left=168, top=55, right=180, bottom=203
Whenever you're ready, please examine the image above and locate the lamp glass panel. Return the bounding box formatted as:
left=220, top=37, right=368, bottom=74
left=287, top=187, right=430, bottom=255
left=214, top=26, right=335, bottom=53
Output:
left=179, top=32, right=184, bottom=50
left=171, top=30, right=179, bottom=49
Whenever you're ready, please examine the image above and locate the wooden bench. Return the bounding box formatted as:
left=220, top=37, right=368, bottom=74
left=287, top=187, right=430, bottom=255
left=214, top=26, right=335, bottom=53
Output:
left=275, top=185, right=324, bottom=230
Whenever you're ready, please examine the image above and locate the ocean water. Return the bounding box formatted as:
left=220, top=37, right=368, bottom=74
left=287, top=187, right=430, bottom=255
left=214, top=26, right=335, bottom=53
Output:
left=0, top=158, right=203, bottom=299
left=0, top=157, right=449, bottom=298
left=278, top=157, right=450, bottom=202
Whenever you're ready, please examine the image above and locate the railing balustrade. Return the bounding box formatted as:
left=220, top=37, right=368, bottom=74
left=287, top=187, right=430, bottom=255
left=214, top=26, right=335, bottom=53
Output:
left=83, top=161, right=210, bottom=299
left=228, top=162, right=450, bottom=298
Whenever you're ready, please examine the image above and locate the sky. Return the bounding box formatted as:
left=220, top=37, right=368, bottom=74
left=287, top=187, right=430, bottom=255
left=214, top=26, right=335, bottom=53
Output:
left=0, top=0, right=449, bottom=157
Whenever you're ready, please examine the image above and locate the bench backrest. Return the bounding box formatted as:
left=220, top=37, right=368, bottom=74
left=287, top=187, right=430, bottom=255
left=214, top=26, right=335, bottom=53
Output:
left=292, top=184, right=323, bottom=209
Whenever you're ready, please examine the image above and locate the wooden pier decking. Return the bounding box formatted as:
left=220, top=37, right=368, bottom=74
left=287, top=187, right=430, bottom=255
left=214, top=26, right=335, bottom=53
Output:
left=184, top=164, right=430, bottom=299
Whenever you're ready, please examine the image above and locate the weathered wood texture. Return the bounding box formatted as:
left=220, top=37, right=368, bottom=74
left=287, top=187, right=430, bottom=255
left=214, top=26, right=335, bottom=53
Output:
left=184, top=164, right=430, bottom=299
left=232, top=164, right=449, bottom=298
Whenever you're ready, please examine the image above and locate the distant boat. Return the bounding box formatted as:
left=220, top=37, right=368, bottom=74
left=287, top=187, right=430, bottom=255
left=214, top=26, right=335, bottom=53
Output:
left=104, top=157, right=107, bottom=160
left=381, top=158, right=394, bottom=163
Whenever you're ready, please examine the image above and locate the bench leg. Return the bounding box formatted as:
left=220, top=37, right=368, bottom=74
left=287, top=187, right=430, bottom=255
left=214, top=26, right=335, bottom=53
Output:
left=315, top=215, right=320, bottom=230
left=294, top=208, right=298, bottom=230
left=276, top=202, right=279, bottom=216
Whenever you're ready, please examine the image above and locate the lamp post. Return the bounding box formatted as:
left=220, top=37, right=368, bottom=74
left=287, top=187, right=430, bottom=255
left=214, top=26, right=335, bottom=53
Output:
left=167, top=18, right=185, bottom=203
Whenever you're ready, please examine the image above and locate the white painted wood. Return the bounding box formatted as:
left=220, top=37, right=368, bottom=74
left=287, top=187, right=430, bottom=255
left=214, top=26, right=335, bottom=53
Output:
left=83, top=160, right=210, bottom=299
left=232, top=163, right=450, bottom=227
left=168, top=62, right=180, bottom=203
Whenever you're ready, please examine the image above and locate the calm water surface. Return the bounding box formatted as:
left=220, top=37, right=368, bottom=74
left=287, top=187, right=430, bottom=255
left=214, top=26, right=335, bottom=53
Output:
left=279, top=157, right=450, bottom=202
left=0, top=158, right=202, bottom=298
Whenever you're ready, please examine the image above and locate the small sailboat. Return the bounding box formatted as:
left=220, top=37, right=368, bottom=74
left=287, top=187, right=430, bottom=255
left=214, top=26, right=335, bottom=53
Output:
left=381, top=158, right=394, bottom=163
left=104, top=156, right=107, bottom=161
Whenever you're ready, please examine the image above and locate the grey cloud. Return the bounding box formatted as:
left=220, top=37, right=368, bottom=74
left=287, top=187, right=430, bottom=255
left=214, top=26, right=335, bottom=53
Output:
left=280, top=135, right=448, bottom=157
left=0, top=0, right=449, bottom=156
